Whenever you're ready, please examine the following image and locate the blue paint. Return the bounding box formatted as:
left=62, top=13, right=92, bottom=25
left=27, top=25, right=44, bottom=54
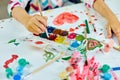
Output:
left=70, top=41, right=80, bottom=48
left=47, top=26, right=55, bottom=33
left=101, top=73, right=112, bottom=80
left=13, top=74, right=21, bottom=80
left=112, top=67, right=120, bottom=71
left=17, top=66, right=24, bottom=75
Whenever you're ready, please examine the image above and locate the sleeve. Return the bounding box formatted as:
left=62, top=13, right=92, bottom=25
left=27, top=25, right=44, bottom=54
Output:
left=7, top=0, right=29, bottom=16
left=83, top=0, right=96, bottom=8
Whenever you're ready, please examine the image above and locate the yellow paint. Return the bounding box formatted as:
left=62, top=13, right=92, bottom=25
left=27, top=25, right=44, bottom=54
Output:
left=55, top=36, right=65, bottom=44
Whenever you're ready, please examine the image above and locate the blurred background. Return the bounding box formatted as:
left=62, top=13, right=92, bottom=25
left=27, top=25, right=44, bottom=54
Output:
left=0, top=0, right=10, bottom=19
left=0, top=0, right=119, bottom=20
left=0, top=0, right=78, bottom=20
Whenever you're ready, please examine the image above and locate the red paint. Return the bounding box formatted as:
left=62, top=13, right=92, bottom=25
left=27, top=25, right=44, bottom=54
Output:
left=67, top=33, right=77, bottom=39
left=12, top=55, right=18, bottom=59
left=3, top=65, right=8, bottom=68
left=48, top=34, right=57, bottom=40
left=28, top=40, right=33, bottom=42
left=92, top=24, right=96, bottom=32
left=80, top=24, right=86, bottom=27
left=80, top=11, right=83, bottom=13
left=69, top=28, right=75, bottom=32
left=67, top=52, right=101, bottom=80
left=86, top=13, right=88, bottom=15
left=35, top=41, right=44, bottom=44
left=53, top=12, right=79, bottom=26
left=3, top=54, right=18, bottom=69
left=99, top=33, right=103, bottom=35
left=94, top=19, right=98, bottom=21
left=75, top=27, right=78, bottom=30
left=91, top=15, right=95, bottom=17
left=89, top=21, right=92, bottom=24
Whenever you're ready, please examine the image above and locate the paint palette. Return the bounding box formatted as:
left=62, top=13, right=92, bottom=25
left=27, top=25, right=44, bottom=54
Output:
left=31, top=26, right=104, bottom=54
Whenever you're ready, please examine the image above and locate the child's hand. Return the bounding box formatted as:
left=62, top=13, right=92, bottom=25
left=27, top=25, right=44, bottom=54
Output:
left=25, top=14, right=47, bottom=35
left=106, top=16, right=120, bottom=44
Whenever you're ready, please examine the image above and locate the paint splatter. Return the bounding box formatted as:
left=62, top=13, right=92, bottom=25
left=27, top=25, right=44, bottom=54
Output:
left=8, top=39, right=16, bottom=44
left=35, top=41, right=44, bottom=44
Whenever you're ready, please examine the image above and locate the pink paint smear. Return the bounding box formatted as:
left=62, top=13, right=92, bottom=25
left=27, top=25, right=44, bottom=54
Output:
left=53, top=12, right=79, bottom=26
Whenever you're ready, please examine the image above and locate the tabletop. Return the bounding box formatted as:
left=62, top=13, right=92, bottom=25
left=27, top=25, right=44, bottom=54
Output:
left=0, top=1, right=120, bottom=80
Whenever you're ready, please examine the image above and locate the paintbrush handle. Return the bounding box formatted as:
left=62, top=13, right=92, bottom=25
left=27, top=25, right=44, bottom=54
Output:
left=37, top=0, right=49, bottom=38
left=113, top=46, right=120, bottom=51
left=38, top=0, right=42, bottom=16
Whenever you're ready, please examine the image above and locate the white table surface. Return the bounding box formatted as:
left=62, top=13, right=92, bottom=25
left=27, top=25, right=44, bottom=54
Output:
left=0, top=1, right=120, bottom=80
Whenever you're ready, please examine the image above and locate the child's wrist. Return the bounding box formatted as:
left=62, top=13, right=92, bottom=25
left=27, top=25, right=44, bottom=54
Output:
left=107, top=13, right=117, bottom=21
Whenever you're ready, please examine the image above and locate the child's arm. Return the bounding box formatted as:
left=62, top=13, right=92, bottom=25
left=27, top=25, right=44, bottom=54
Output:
left=93, top=0, right=120, bottom=44
left=12, top=6, right=47, bottom=35
left=8, top=0, right=47, bottom=35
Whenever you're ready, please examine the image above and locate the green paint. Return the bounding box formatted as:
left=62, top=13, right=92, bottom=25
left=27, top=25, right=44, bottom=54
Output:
left=62, top=56, right=71, bottom=60
left=78, top=25, right=80, bottom=28
left=80, top=48, right=86, bottom=54
left=87, top=38, right=103, bottom=50
left=18, top=58, right=29, bottom=67
left=99, top=64, right=110, bottom=73
left=8, top=39, right=16, bottom=43
left=5, top=68, right=13, bottom=78
left=75, top=35, right=85, bottom=41
left=14, top=43, right=20, bottom=46
left=44, top=50, right=55, bottom=62
left=67, top=48, right=71, bottom=50
left=39, top=33, right=47, bottom=38
left=85, top=19, right=90, bottom=34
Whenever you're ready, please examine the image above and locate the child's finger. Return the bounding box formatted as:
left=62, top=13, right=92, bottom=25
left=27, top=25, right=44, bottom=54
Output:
left=30, top=24, right=43, bottom=34
left=115, top=32, right=120, bottom=44
left=106, top=25, right=112, bottom=38
left=33, top=18, right=46, bottom=31
left=28, top=27, right=39, bottom=35
left=35, top=15, right=47, bottom=26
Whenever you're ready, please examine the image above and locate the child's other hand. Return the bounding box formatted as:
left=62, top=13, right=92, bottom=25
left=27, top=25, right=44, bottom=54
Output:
left=25, top=14, right=47, bottom=35
left=106, top=16, right=120, bottom=44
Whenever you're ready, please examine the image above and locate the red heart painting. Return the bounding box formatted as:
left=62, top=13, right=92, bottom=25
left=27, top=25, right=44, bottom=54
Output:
left=53, top=12, right=79, bottom=26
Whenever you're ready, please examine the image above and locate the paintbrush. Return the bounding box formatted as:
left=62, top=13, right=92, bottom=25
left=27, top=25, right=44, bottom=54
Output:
left=113, top=46, right=120, bottom=51
left=38, top=1, right=49, bottom=38
left=84, top=28, right=88, bottom=65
